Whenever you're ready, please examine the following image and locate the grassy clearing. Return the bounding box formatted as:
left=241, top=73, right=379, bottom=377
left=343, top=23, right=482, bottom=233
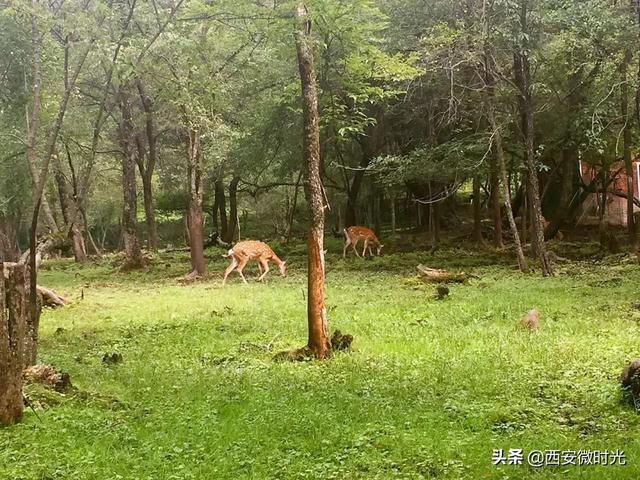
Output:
left=2, top=240, right=640, bottom=479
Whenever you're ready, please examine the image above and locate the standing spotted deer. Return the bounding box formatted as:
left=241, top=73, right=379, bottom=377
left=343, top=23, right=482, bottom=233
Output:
left=222, top=240, right=287, bottom=284
left=343, top=226, right=384, bottom=258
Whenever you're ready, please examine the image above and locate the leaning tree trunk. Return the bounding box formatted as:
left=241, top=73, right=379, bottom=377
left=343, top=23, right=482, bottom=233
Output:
left=0, top=263, right=27, bottom=426
left=118, top=88, right=143, bottom=269
left=485, top=59, right=529, bottom=271
left=186, top=128, right=206, bottom=278
left=295, top=4, right=331, bottom=359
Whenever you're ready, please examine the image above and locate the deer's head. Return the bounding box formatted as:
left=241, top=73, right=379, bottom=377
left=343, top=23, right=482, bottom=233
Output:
left=377, top=244, right=384, bottom=256
left=279, top=261, right=287, bottom=277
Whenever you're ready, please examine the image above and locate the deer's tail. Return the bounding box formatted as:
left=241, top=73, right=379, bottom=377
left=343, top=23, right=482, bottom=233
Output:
left=222, top=249, right=234, bottom=258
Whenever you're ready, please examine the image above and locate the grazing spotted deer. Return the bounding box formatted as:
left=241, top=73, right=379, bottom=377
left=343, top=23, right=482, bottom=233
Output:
left=222, top=240, right=287, bottom=284
left=343, top=226, right=384, bottom=258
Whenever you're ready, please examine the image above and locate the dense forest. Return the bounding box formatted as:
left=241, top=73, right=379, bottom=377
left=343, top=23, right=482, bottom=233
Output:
left=1, top=0, right=639, bottom=269
left=2, top=1, right=640, bottom=479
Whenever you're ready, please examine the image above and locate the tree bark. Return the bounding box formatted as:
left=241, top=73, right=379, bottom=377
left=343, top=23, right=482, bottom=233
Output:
left=0, top=263, right=27, bottom=426
left=118, top=87, right=143, bottom=269
left=223, top=176, right=240, bottom=244
left=513, top=0, right=552, bottom=275
left=484, top=50, right=529, bottom=272
left=186, top=128, right=206, bottom=277
left=25, top=5, right=58, bottom=234
left=472, top=175, right=484, bottom=243
left=54, top=155, right=87, bottom=262
left=215, top=177, right=228, bottom=240
left=489, top=159, right=503, bottom=247
left=287, top=171, right=303, bottom=242
left=620, top=47, right=636, bottom=248
left=390, top=192, right=397, bottom=235
left=295, top=4, right=331, bottom=359
left=136, top=79, right=159, bottom=251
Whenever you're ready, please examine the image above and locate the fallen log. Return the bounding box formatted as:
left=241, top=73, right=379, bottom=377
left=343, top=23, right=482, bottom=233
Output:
left=36, top=286, right=67, bottom=308
left=3, top=262, right=67, bottom=308
left=416, top=264, right=468, bottom=283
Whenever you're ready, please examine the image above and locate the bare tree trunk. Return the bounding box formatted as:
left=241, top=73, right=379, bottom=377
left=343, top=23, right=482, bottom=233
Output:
left=295, top=4, right=331, bottom=359
left=215, top=177, right=228, bottom=240
left=28, top=25, right=92, bottom=358
left=0, top=263, right=27, bottom=426
left=390, top=192, right=396, bottom=235
left=489, top=162, right=503, bottom=247
left=54, top=155, right=87, bottom=262
left=223, top=176, right=240, bottom=244
left=136, top=80, right=159, bottom=251
left=485, top=78, right=528, bottom=271
left=118, top=87, right=143, bottom=269
left=25, top=6, right=58, bottom=234
left=472, top=176, right=484, bottom=243
left=599, top=170, right=609, bottom=249
left=620, top=47, right=636, bottom=248
left=514, top=0, right=552, bottom=275
left=186, top=129, right=206, bottom=277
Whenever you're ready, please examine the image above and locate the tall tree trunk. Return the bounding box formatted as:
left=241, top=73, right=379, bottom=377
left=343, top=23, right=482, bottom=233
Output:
left=25, top=6, right=58, bottom=234
left=484, top=53, right=529, bottom=271
left=472, top=175, right=484, bottom=243
left=295, top=4, right=330, bottom=359
left=54, top=156, right=87, bottom=262
left=287, top=171, right=303, bottom=243
left=513, top=0, right=552, bottom=275
left=223, top=176, right=240, bottom=243
left=118, top=88, right=143, bottom=269
left=186, top=128, right=206, bottom=277
left=390, top=192, right=396, bottom=235
left=136, top=79, right=159, bottom=250
left=599, top=170, right=609, bottom=249
left=0, top=263, right=27, bottom=426
left=620, top=47, right=636, bottom=248
left=346, top=165, right=366, bottom=227
left=136, top=151, right=158, bottom=251
left=489, top=161, right=503, bottom=247
left=28, top=24, right=92, bottom=359
left=373, top=192, right=381, bottom=236
left=215, top=177, right=228, bottom=240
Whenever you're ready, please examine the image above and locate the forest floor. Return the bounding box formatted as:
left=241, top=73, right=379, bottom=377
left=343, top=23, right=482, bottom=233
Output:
left=2, top=237, right=640, bottom=479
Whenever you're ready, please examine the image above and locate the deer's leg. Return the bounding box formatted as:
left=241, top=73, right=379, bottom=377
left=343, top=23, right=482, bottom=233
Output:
left=343, top=238, right=351, bottom=258
left=352, top=239, right=360, bottom=257
left=223, top=256, right=238, bottom=285
left=362, top=239, right=369, bottom=258
left=258, top=258, right=270, bottom=281
left=236, top=256, right=250, bottom=284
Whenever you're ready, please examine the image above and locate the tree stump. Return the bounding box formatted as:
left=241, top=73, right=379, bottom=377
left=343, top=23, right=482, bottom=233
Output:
left=0, top=263, right=27, bottom=425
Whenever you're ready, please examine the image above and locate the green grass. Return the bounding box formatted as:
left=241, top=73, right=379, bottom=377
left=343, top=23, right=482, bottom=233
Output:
left=2, top=242, right=640, bottom=479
